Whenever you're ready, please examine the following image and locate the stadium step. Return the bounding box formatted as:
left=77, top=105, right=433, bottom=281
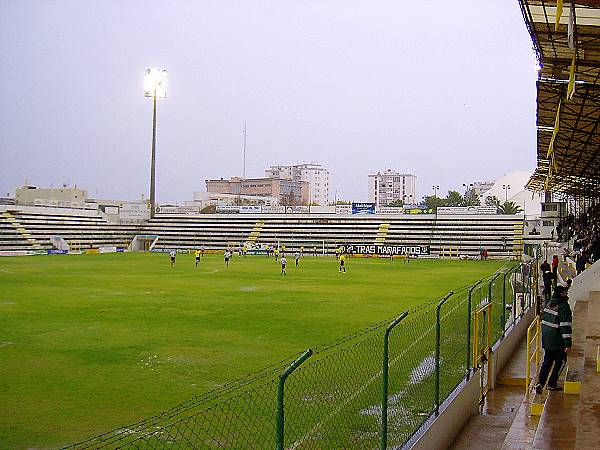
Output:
left=512, top=222, right=524, bottom=255
left=246, top=220, right=265, bottom=244
left=374, top=221, right=390, bottom=245
left=524, top=294, right=591, bottom=448
left=575, top=290, right=600, bottom=448
left=499, top=291, right=594, bottom=449
left=1, top=211, right=42, bottom=249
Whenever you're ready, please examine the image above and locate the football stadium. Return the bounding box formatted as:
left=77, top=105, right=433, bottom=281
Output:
left=1, top=1, right=600, bottom=450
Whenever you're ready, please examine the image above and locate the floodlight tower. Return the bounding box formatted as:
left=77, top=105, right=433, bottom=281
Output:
left=144, top=68, right=168, bottom=218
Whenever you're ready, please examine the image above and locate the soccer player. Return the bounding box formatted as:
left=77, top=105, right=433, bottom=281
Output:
left=170, top=249, right=176, bottom=267
left=242, top=245, right=247, bottom=258
left=313, top=245, right=318, bottom=257
left=339, top=253, right=346, bottom=273
left=224, top=250, right=231, bottom=267
left=300, top=245, right=304, bottom=256
left=280, top=256, right=287, bottom=275
left=201, top=245, right=205, bottom=257
left=294, top=252, right=300, bottom=267
left=274, top=247, right=279, bottom=262
left=195, top=249, right=201, bottom=267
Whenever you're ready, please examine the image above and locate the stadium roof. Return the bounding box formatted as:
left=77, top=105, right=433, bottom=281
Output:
left=519, top=0, right=600, bottom=197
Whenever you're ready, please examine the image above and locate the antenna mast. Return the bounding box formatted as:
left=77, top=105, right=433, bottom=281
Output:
left=242, top=121, right=247, bottom=178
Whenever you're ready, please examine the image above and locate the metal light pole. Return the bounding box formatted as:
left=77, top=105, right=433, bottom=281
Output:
left=502, top=184, right=511, bottom=203
left=432, top=185, right=440, bottom=197
left=144, top=68, right=168, bottom=219
left=242, top=121, right=247, bottom=178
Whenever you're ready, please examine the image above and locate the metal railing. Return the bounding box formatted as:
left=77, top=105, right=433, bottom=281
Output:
left=525, top=315, right=542, bottom=393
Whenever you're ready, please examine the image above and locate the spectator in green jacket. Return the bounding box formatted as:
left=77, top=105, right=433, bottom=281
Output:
left=535, top=285, right=572, bottom=393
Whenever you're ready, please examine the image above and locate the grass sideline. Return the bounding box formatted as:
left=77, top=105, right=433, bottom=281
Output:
left=0, top=252, right=506, bottom=448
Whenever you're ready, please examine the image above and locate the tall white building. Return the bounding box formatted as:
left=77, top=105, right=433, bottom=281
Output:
left=368, top=170, right=417, bottom=206
left=265, top=163, right=330, bottom=205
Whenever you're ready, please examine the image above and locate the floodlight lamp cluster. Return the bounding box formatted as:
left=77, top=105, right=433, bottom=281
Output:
left=144, top=68, right=168, bottom=98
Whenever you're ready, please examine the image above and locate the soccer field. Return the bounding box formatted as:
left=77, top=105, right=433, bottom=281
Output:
left=0, top=252, right=506, bottom=449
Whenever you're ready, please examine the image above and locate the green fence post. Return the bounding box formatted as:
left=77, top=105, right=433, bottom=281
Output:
left=381, top=311, right=408, bottom=450
left=276, top=349, right=312, bottom=450
left=467, top=280, right=483, bottom=381
left=502, top=266, right=517, bottom=336
left=513, top=263, right=523, bottom=324
left=435, top=291, right=454, bottom=416
left=488, top=271, right=503, bottom=339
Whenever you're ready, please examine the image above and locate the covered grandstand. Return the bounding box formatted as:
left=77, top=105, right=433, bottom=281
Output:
left=449, top=3, right=600, bottom=449
left=519, top=0, right=600, bottom=198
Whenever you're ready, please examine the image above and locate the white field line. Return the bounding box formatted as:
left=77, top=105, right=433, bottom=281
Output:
left=289, top=295, right=468, bottom=450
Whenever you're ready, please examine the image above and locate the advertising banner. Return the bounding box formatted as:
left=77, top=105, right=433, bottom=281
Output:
left=352, top=202, right=376, bottom=215
left=339, top=244, right=430, bottom=256
left=403, top=206, right=433, bottom=214
left=119, top=203, right=150, bottom=220
left=216, top=205, right=240, bottom=214
left=239, top=205, right=262, bottom=213
left=286, top=206, right=310, bottom=214
left=262, top=206, right=286, bottom=214
left=437, top=206, right=497, bottom=215
left=155, top=206, right=200, bottom=214
left=335, top=204, right=352, bottom=215
left=375, top=206, right=404, bottom=215
left=47, top=249, right=69, bottom=255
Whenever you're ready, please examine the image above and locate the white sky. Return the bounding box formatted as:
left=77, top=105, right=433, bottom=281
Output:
left=0, top=0, right=538, bottom=203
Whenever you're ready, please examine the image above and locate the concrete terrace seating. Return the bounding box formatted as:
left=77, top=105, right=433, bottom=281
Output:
left=0, top=218, right=38, bottom=250
left=0, top=208, right=141, bottom=251
left=144, top=213, right=522, bottom=256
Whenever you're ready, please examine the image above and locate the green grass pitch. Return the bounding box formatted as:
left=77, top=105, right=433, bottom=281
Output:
left=0, top=252, right=506, bottom=448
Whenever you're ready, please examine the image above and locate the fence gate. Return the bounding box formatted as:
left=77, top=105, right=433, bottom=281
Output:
left=473, top=301, right=493, bottom=403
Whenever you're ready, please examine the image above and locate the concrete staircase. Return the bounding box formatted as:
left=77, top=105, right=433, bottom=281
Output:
left=1, top=211, right=42, bottom=249
left=246, top=220, right=265, bottom=245
left=374, top=221, right=390, bottom=245
left=498, top=260, right=600, bottom=449
left=513, top=222, right=524, bottom=255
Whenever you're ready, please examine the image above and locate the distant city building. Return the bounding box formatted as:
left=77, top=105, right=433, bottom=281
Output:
left=368, top=170, right=417, bottom=206
left=205, top=177, right=309, bottom=206
left=15, top=185, right=88, bottom=206
left=265, top=163, right=329, bottom=205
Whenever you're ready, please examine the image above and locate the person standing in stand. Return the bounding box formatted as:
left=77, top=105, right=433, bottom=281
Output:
left=535, top=285, right=572, bottom=393
left=551, top=254, right=559, bottom=287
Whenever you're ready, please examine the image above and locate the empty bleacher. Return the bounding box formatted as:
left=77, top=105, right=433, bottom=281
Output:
left=0, top=206, right=141, bottom=251
left=0, top=207, right=525, bottom=257
left=144, top=213, right=523, bottom=257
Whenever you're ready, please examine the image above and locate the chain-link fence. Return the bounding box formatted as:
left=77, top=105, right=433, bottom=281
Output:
left=69, top=257, right=541, bottom=450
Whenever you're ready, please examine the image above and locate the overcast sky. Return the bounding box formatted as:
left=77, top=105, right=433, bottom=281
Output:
left=0, top=0, right=537, bottom=203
